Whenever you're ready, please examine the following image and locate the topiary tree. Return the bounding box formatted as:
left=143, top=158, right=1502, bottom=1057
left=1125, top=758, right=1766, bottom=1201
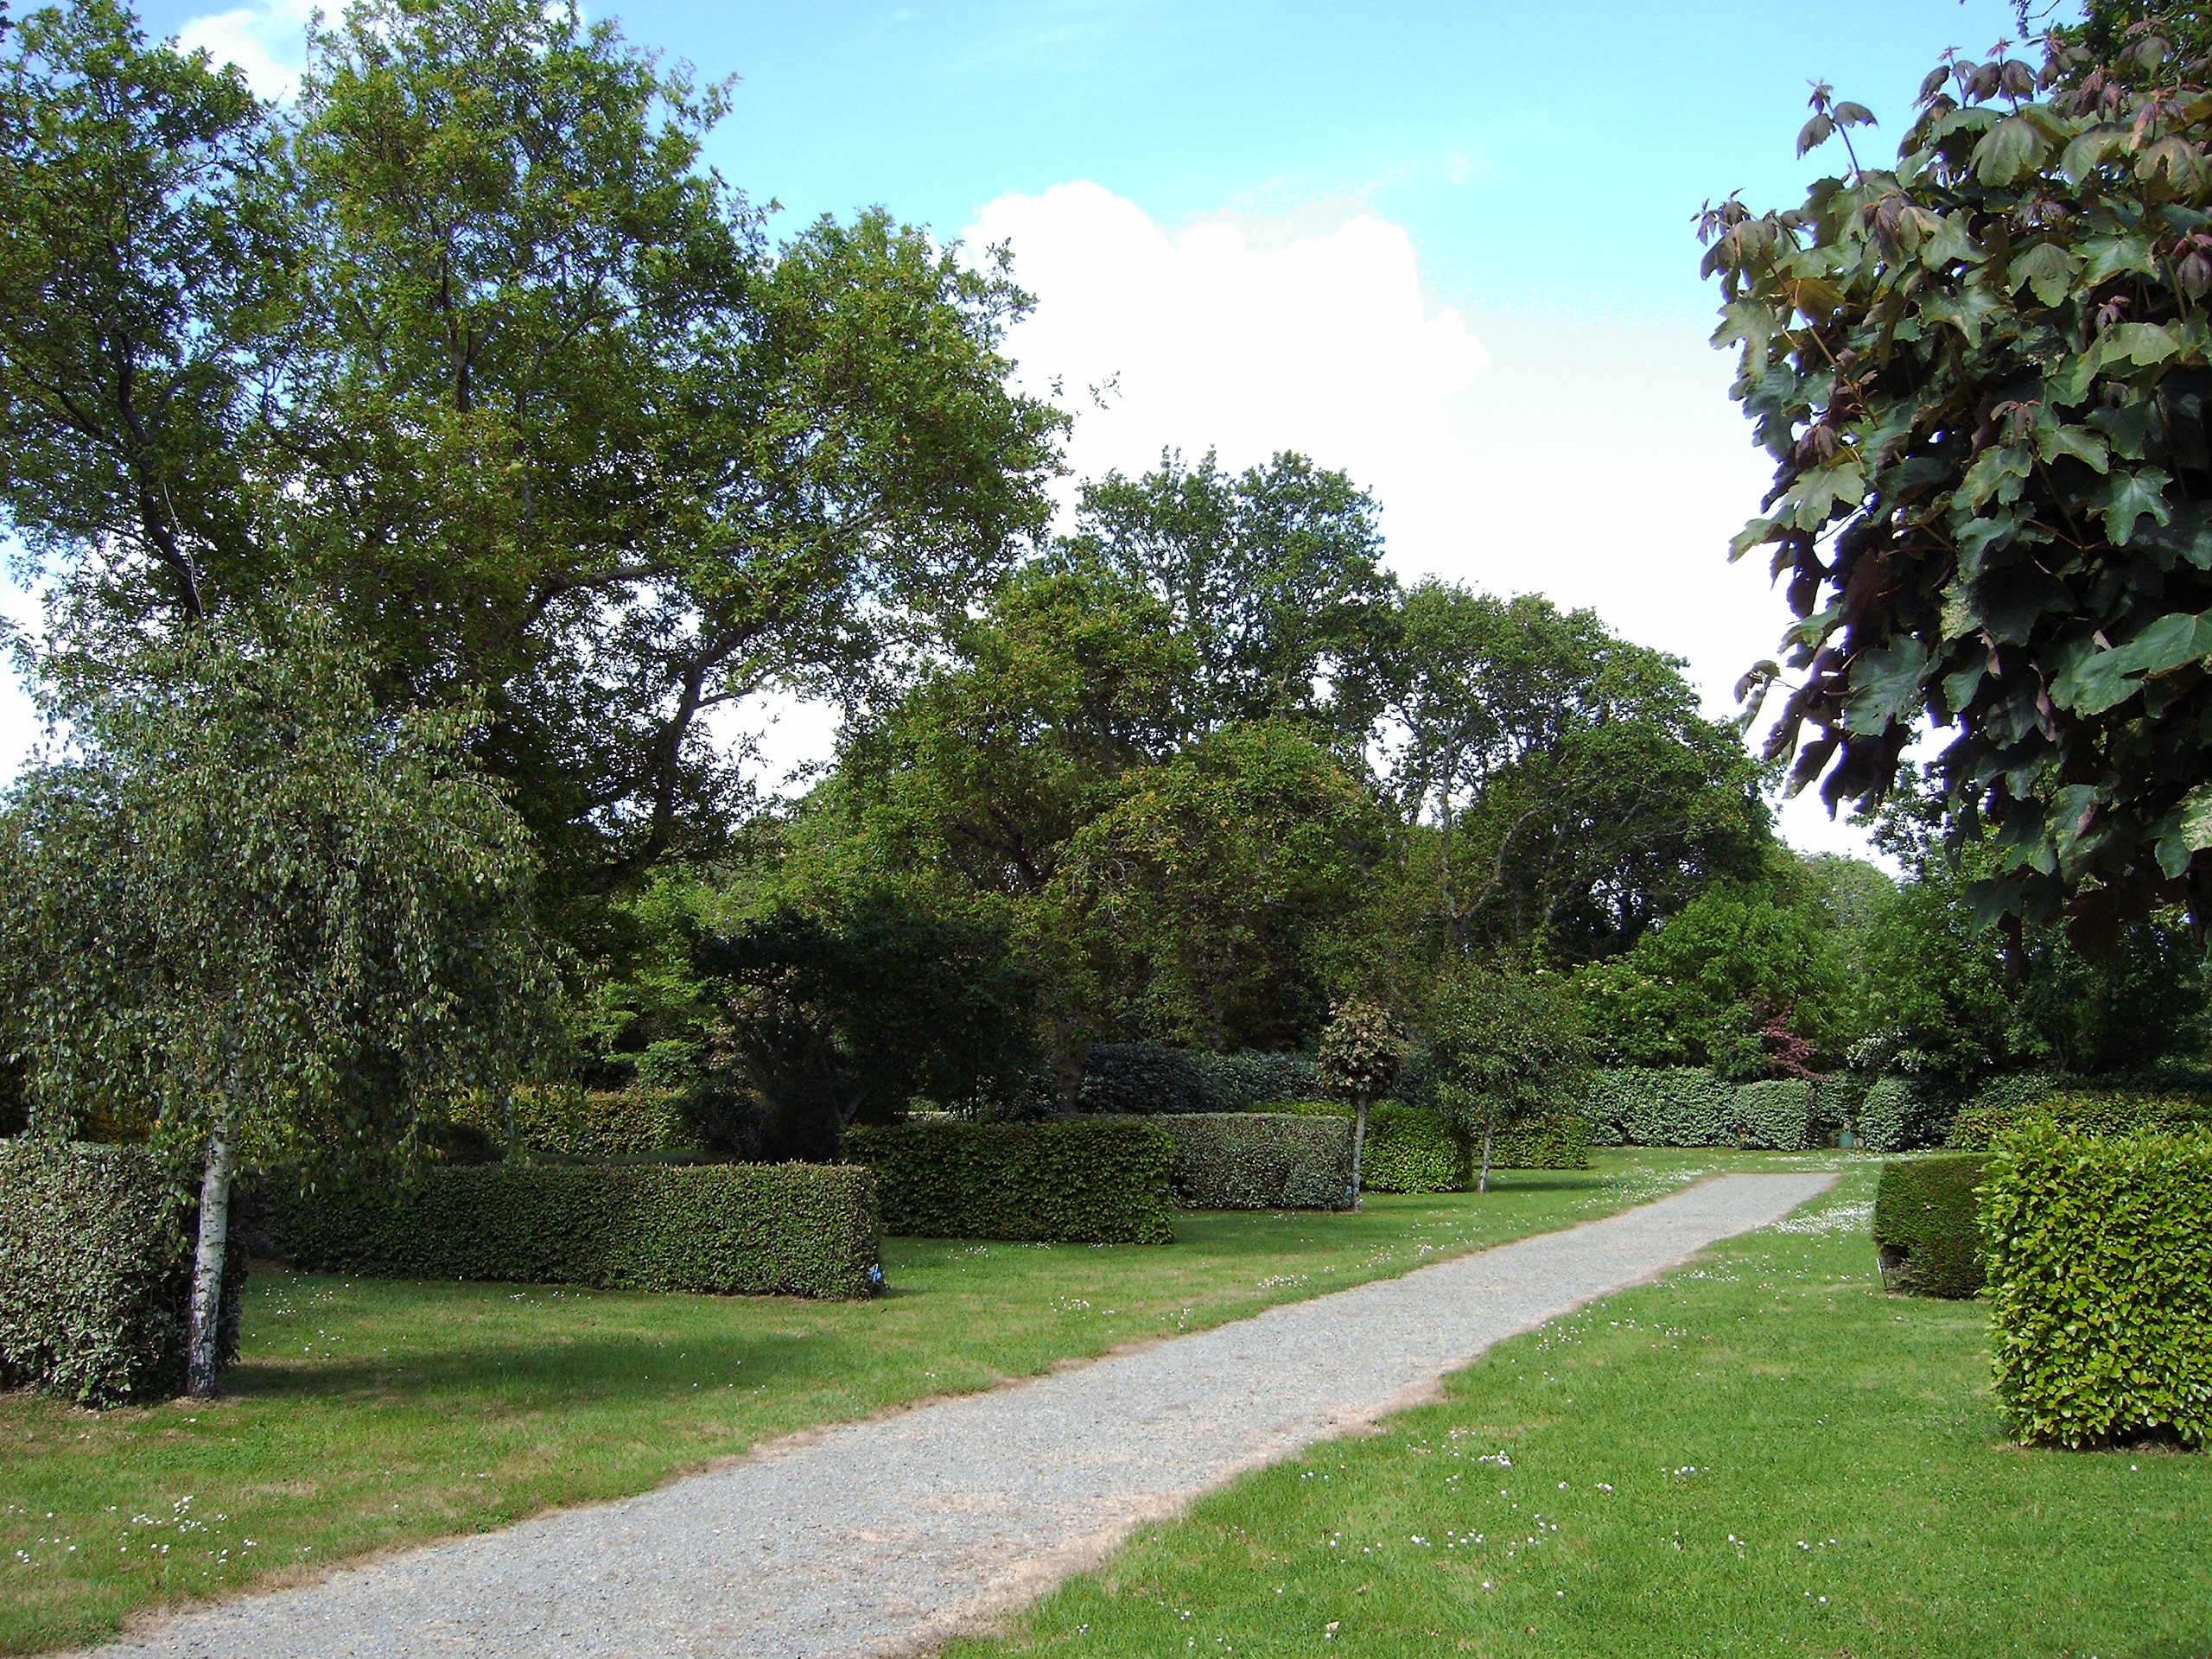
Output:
left=1316, top=997, right=1408, bottom=1210
left=1421, top=967, right=1592, bottom=1193
left=0, top=612, right=555, bottom=1395
left=1705, top=22, right=2212, bottom=945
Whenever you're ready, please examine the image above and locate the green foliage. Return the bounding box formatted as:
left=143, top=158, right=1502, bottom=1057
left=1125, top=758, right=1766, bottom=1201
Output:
left=273, top=1162, right=880, bottom=1300
left=690, top=889, right=1039, bottom=1160
left=1316, top=998, right=1408, bottom=1109
left=1873, top=1154, right=1993, bottom=1298
left=1572, top=881, right=1852, bottom=1076
left=1856, top=1074, right=1954, bottom=1154
left=1707, top=32, right=2212, bottom=936
left=1274, top=1102, right=1589, bottom=1185
left=0, top=1141, right=242, bottom=1403
left=1155, top=1114, right=1353, bottom=1211
left=1948, top=1083, right=2212, bottom=1148
left=1578, top=1067, right=1741, bottom=1147
left=1730, top=1078, right=1818, bottom=1152
left=842, top=1118, right=1174, bottom=1243
left=1376, top=583, right=1770, bottom=965
left=1077, top=1045, right=1318, bottom=1115
left=1052, top=722, right=1389, bottom=1052
left=1980, top=1126, right=2212, bottom=1446
left=446, top=1087, right=697, bottom=1161
left=1418, top=966, right=1592, bottom=1137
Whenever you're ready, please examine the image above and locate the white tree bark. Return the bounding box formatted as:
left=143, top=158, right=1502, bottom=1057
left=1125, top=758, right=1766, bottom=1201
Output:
left=186, top=1107, right=238, bottom=1397
left=1478, top=1124, right=1496, bottom=1194
left=1349, top=1100, right=1370, bottom=1211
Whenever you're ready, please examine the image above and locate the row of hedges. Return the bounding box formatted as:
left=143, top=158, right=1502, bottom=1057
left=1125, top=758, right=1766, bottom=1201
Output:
left=0, top=1141, right=243, bottom=1404
left=842, top=1118, right=1174, bottom=1243
left=1156, top=1114, right=1351, bottom=1211
left=1275, top=1103, right=1589, bottom=1191
left=1580, top=1070, right=1840, bottom=1150
left=273, top=1163, right=880, bottom=1299
left=1948, top=1087, right=2212, bottom=1151
left=1077, top=1045, right=1317, bottom=1115
left=444, top=1085, right=698, bottom=1160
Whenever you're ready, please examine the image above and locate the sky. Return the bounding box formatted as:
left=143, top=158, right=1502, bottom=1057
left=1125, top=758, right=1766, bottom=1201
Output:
left=5, top=0, right=2042, bottom=858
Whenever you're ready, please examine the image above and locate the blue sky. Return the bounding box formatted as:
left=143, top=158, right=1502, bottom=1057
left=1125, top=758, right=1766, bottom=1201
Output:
left=14, top=0, right=2039, bottom=855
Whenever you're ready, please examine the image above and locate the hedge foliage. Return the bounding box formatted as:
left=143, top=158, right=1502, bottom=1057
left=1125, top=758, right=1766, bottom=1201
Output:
left=1276, top=1103, right=1588, bottom=1188
left=273, top=1162, right=880, bottom=1299
left=1156, top=1113, right=1351, bottom=1211
left=1948, top=1086, right=2212, bottom=1151
left=1872, top=1153, right=1991, bottom=1300
left=0, top=1140, right=242, bottom=1404
left=1857, top=1075, right=1953, bottom=1154
left=1580, top=1068, right=1833, bottom=1149
left=843, top=1117, right=1174, bottom=1243
left=1980, top=1128, right=2212, bottom=1449
left=1078, top=1044, right=1317, bottom=1115
left=446, top=1084, right=698, bottom=1160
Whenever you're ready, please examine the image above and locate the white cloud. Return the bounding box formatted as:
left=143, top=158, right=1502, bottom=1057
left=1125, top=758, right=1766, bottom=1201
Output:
left=968, top=181, right=1884, bottom=864
left=175, top=0, right=315, bottom=101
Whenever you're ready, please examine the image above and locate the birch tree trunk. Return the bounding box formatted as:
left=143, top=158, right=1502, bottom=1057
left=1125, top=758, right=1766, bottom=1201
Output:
left=1350, top=1099, right=1370, bottom=1211
left=1478, top=1124, right=1495, bottom=1194
left=186, top=1107, right=238, bottom=1397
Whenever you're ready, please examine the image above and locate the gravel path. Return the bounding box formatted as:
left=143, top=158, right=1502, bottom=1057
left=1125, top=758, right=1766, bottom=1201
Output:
left=81, top=1171, right=1834, bottom=1658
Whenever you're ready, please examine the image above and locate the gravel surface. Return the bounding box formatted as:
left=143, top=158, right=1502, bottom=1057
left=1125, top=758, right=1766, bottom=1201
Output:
left=79, top=1171, right=1834, bottom=1658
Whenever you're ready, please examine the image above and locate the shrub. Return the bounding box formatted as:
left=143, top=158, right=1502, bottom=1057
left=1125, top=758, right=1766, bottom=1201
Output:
left=1274, top=1103, right=1588, bottom=1187
left=1980, top=1128, right=2212, bottom=1448
left=1948, top=1085, right=2212, bottom=1151
left=1872, top=1153, right=1991, bottom=1299
left=1856, top=1075, right=1952, bottom=1154
left=1732, top=1078, right=1814, bottom=1151
left=447, top=1085, right=699, bottom=1160
left=1156, top=1114, right=1351, bottom=1211
left=273, top=1162, right=880, bottom=1299
left=0, top=1141, right=243, bottom=1404
left=1579, top=1068, right=1738, bottom=1147
left=843, top=1118, right=1173, bottom=1243
left=1077, top=1044, right=1317, bottom=1115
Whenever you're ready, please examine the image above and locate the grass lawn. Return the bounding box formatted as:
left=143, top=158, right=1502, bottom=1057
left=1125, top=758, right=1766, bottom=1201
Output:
left=945, top=1164, right=2211, bottom=1659
left=0, top=1148, right=1755, bottom=1655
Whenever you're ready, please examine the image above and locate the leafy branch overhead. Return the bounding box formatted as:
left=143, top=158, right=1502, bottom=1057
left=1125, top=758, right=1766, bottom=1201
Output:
left=1703, top=23, right=2212, bottom=942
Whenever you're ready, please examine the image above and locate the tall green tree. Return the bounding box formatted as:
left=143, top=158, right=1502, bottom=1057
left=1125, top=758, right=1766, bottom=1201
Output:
left=0, top=613, right=553, bottom=1394
left=1418, top=964, right=1591, bottom=1193
left=0, top=0, right=1063, bottom=918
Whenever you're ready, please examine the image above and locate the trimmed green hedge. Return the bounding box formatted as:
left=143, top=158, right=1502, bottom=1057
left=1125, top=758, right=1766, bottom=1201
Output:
left=273, top=1163, right=880, bottom=1299
left=1275, top=1103, right=1588, bottom=1189
left=1980, top=1128, right=2212, bottom=1448
left=447, top=1084, right=699, bottom=1160
left=1872, top=1153, right=1991, bottom=1299
left=0, top=1140, right=243, bottom=1404
left=1156, top=1113, right=1351, bottom=1210
left=1733, top=1079, right=1815, bottom=1151
left=1078, top=1045, right=1318, bottom=1114
left=1948, top=1087, right=2212, bottom=1150
left=843, top=1118, right=1174, bottom=1243
left=1582, top=1069, right=1832, bottom=1149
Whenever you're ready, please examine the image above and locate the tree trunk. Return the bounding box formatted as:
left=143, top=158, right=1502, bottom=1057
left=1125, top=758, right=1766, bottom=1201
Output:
left=1350, top=1099, right=1370, bottom=1211
left=1478, top=1125, right=1495, bottom=1194
left=186, top=1109, right=238, bottom=1398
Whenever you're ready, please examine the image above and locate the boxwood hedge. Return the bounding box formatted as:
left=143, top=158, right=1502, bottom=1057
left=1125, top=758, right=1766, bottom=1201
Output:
left=1078, top=1045, right=1318, bottom=1115
left=843, top=1117, right=1174, bottom=1243
left=1156, top=1113, right=1351, bottom=1210
left=1274, top=1103, right=1588, bottom=1189
left=273, top=1162, right=880, bottom=1299
left=1980, top=1127, right=2212, bottom=1448
left=1872, top=1153, right=1991, bottom=1299
left=446, top=1084, right=699, bottom=1160
left=0, top=1140, right=243, bottom=1404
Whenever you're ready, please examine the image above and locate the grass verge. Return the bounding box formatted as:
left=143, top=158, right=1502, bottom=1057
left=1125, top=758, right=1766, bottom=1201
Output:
left=944, top=1164, right=2210, bottom=1659
left=0, top=1148, right=1748, bottom=1654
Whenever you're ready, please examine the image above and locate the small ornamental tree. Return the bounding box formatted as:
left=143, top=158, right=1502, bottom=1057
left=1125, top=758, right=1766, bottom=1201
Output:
left=1703, top=24, right=2212, bottom=943
left=0, top=613, right=554, bottom=1395
left=1316, top=997, right=1408, bottom=1209
left=1421, top=967, right=1591, bottom=1193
